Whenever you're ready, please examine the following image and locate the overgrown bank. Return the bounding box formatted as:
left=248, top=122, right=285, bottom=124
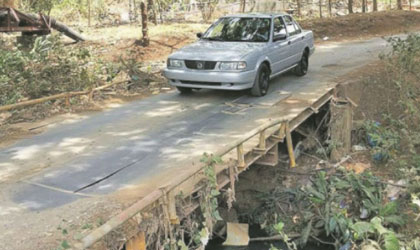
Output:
left=230, top=34, right=420, bottom=250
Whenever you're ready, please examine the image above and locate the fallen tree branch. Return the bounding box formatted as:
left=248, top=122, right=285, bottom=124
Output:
left=0, top=80, right=129, bottom=112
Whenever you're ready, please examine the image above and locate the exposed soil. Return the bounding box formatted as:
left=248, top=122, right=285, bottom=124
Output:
left=301, top=10, right=420, bottom=42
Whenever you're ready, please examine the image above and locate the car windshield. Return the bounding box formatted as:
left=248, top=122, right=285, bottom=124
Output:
left=202, top=17, right=271, bottom=42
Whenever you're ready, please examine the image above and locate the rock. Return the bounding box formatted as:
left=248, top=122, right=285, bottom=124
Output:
left=352, top=145, right=367, bottom=151
left=360, top=208, right=369, bottom=219
left=323, top=36, right=329, bottom=41
left=0, top=112, right=12, bottom=123
left=152, top=90, right=160, bottom=95
left=385, top=179, right=407, bottom=201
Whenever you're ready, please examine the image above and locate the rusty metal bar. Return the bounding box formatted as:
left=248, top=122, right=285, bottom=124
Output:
left=168, top=191, right=179, bottom=225
left=258, top=129, right=266, bottom=150
left=236, top=143, right=245, bottom=169
left=285, top=121, right=296, bottom=168
left=9, top=8, right=19, bottom=23
left=126, top=232, right=146, bottom=250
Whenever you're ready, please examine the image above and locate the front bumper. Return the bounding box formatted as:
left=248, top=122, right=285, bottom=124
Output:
left=163, top=68, right=257, bottom=90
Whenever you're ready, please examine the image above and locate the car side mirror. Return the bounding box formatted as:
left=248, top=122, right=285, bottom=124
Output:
left=197, top=32, right=203, bottom=39
left=273, top=34, right=287, bottom=42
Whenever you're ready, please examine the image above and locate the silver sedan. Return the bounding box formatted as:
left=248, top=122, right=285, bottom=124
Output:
left=163, top=13, right=314, bottom=96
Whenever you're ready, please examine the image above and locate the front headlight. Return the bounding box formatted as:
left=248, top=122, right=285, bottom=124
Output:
left=219, top=61, right=247, bottom=71
left=167, top=59, right=183, bottom=68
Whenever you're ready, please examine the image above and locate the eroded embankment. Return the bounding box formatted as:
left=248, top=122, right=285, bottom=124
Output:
left=207, top=35, right=420, bottom=250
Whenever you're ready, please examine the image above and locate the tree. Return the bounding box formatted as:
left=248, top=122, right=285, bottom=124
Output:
left=348, top=0, right=353, bottom=13
left=197, top=0, right=218, bottom=21
left=373, top=0, right=378, bottom=11
left=2, top=0, right=16, bottom=8
left=297, top=0, right=302, bottom=16
left=328, top=0, right=332, bottom=16
left=140, top=1, right=149, bottom=46
left=239, top=0, right=246, bottom=12
left=397, top=0, right=402, bottom=9
left=319, top=0, right=323, bottom=18
left=147, top=0, right=157, bottom=25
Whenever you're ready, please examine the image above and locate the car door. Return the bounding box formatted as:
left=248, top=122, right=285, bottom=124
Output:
left=269, top=16, right=290, bottom=74
left=283, top=15, right=304, bottom=65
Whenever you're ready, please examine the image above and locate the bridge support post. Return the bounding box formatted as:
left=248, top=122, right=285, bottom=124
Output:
left=285, top=121, right=296, bottom=168
left=258, top=129, right=266, bottom=150
left=330, top=99, right=353, bottom=162
left=237, top=143, right=246, bottom=169
left=168, top=191, right=180, bottom=225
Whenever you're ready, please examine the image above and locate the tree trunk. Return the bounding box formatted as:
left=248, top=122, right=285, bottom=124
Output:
left=397, top=0, right=402, bottom=9
left=319, top=0, right=323, bottom=18
left=409, top=0, right=412, bottom=10
left=348, top=0, right=353, bottom=13
left=362, top=0, right=366, bottom=12
left=297, top=0, right=302, bottom=16
left=140, top=1, right=149, bottom=46
left=88, top=0, right=91, bottom=27
left=156, top=0, right=163, bottom=23
left=240, top=0, right=246, bottom=12
left=373, top=0, right=378, bottom=11
left=147, top=0, right=157, bottom=25
left=328, top=0, right=332, bottom=16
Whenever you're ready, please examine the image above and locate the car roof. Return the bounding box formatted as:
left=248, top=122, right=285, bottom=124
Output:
left=224, top=13, right=288, bottom=18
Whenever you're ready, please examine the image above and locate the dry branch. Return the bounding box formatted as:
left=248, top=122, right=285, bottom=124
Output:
left=0, top=80, right=128, bottom=113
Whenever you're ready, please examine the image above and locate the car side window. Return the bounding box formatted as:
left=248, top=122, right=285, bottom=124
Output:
left=284, top=16, right=297, bottom=36
left=293, top=20, right=302, bottom=34
left=273, top=17, right=287, bottom=37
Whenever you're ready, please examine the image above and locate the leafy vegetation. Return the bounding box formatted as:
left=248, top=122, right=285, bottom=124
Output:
left=250, top=34, right=420, bottom=250
left=0, top=35, right=104, bottom=106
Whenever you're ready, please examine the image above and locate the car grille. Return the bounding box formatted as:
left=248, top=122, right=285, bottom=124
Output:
left=184, top=60, right=217, bottom=70
left=180, top=80, right=221, bottom=86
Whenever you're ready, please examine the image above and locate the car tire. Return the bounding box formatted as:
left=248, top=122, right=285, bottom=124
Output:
left=176, top=86, right=193, bottom=94
left=250, top=63, right=270, bottom=97
left=294, top=52, right=309, bottom=77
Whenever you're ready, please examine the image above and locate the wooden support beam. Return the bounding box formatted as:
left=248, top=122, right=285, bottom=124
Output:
left=285, top=121, right=296, bottom=168
left=237, top=143, right=245, bottom=169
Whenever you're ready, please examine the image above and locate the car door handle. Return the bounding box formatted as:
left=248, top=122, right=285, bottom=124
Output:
left=301, top=36, right=305, bottom=40
left=288, top=41, right=291, bottom=45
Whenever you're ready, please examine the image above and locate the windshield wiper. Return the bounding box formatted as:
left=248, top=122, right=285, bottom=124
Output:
left=204, top=37, right=224, bottom=41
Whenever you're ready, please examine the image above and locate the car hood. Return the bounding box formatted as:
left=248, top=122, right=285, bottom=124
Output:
left=168, top=40, right=265, bottom=61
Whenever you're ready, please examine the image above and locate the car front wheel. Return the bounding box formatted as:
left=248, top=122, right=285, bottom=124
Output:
left=251, top=64, right=270, bottom=97
left=176, top=86, right=192, bottom=94
left=295, top=53, right=309, bottom=77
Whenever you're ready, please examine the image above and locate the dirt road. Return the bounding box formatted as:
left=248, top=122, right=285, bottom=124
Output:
left=0, top=33, right=411, bottom=249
